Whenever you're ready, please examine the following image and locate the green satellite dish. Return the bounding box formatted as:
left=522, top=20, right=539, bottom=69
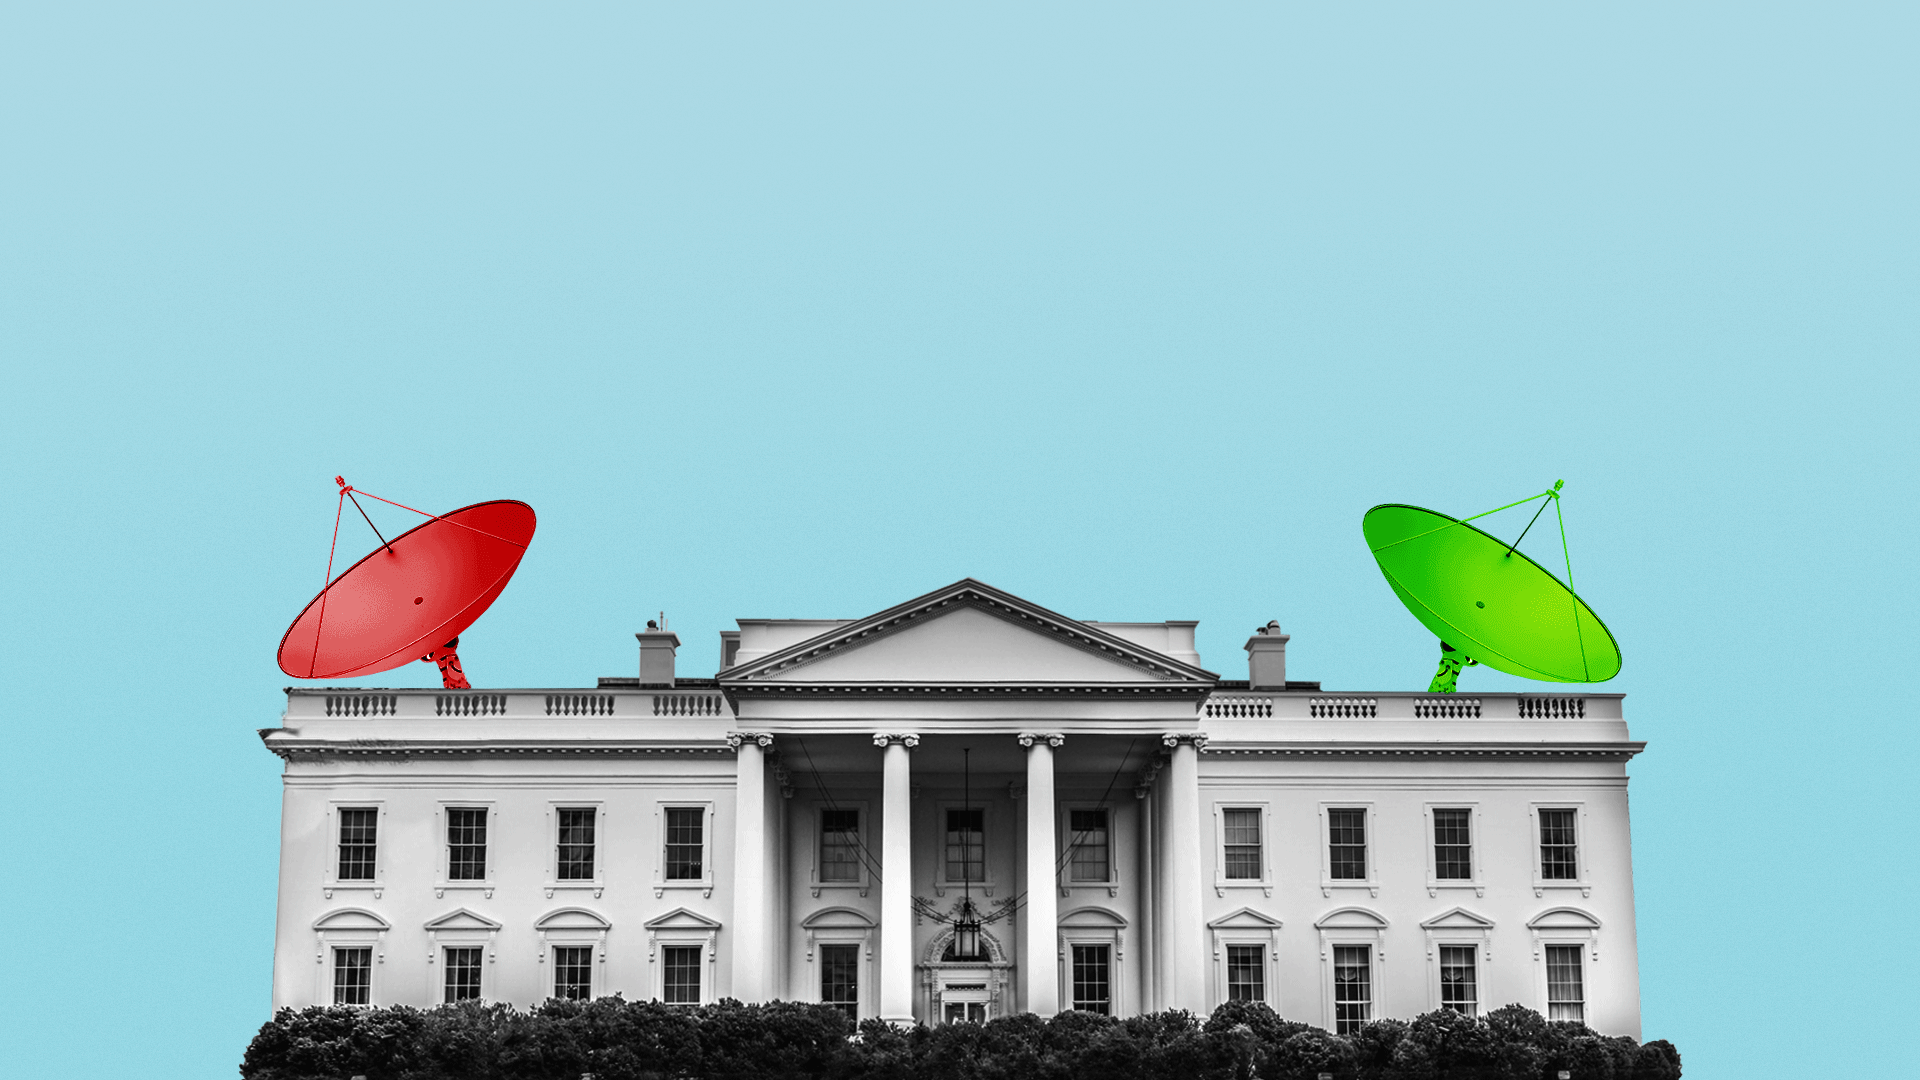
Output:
left=1363, top=482, right=1621, bottom=693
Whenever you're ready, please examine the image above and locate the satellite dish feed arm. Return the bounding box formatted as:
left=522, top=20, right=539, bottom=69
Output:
left=424, top=638, right=470, bottom=689
left=1428, top=641, right=1477, bottom=694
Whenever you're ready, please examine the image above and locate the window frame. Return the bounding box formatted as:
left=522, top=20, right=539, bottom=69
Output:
left=809, top=802, right=872, bottom=898
left=1061, top=802, right=1119, bottom=895
left=442, top=945, right=487, bottom=1004
left=1057, top=906, right=1127, bottom=1017
left=311, top=907, right=390, bottom=1006
left=552, top=944, right=596, bottom=1001
left=818, top=942, right=863, bottom=1020
left=546, top=802, right=605, bottom=898
left=1319, top=802, right=1378, bottom=897
left=1424, top=803, right=1483, bottom=898
left=1543, top=943, right=1587, bottom=1024
left=644, top=907, right=720, bottom=1005
left=1436, top=943, right=1481, bottom=1017
left=436, top=802, right=497, bottom=899
left=331, top=945, right=375, bottom=1007
left=1531, top=803, right=1590, bottom=898
left=1207, top=907, right=1283, bottom=1011
left=1314, top=906, right=1388, bottom=1034
left=1068, top=943, right=1114, bottom=1015
left=1211, top=802, right=1274, bottom=898
left=802, top=906, right=875, bottom=1021
left=1527, top=907, right=1602, bottom=1023
left=931, top=799, right=998, bottom=897
left=654, top=802, right=715, bottom=898
left=323, top=802, right=386, bottom=899
left=1420, top=906, right=1495, bottom=1015
left=1329, top=944, right=1375, bottom=1035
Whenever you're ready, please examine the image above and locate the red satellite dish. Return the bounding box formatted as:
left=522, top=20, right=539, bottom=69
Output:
left=277, top=482, right=536, bottom=688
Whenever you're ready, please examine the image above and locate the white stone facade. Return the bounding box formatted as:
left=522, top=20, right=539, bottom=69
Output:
left=263, top=579, right=1644, bottom=1037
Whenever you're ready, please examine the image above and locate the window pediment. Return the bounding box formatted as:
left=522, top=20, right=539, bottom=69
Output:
left=1060, top=905, right=1127, bottom=929
left=801, top=906, right=875, bottom=930
left=1209, top=906, right=1283, bottom=930
left=425, top=908, right=502, bottom=933
left=313, top=908, right=390, bottom=932
left=1527, top=906, right=1600, bottom=931
left=643, top=907, right=721, bottom=931
left=1315, top=906, right=1389, bottom=931
left=1420, top=907, right=1494, bottom=931
left=537, top=907, right=612, bottom=932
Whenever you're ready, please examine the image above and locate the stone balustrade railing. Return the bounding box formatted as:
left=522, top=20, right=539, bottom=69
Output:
left=288, top=687, right=736, bottom=721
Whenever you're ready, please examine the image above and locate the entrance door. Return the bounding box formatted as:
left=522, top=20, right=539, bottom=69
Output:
left=939, top=981, right=990, bottom=1023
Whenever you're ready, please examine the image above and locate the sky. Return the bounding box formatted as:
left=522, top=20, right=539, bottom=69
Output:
left=1, top=3, right=1914, bottom=1077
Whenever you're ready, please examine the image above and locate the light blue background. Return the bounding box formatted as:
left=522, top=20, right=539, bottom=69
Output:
left=2, top=4, right=1913, bottom=1077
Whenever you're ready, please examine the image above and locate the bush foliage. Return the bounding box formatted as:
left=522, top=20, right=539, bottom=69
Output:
left=240, top=998, right=1679, bottom=1080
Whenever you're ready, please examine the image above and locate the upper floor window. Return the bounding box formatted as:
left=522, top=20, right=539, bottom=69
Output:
left=663, top=945, right=701, bottom=1004
left=1539, top=809, right=1579, bottom=880
left=945, top=808, right=985, bottom=882
left=556, top=808, right=596, bottom=880
left=819, top=809, right=861, bottom=883
left=1433, top=809, right=1472, bottom=880
left=1328, top=808, right=1368, bottom=880
left=1222, top=808, right=1262, bottom=879
left=1545, top=945, right=1585, bottom=1022
left=1439, top=945, right=1477, bottom=1015
left=665, top=807, right=705, bottom=880
left=1068, top=809, right=1110, bottom=882
left=337, top=809, right=378, bottom=881
left=332, top=946, right=372, bottom=1006
left=447, top=808, right=488, bottom=881
left=553, top=946, right=592, bottom=1000
left=443, top=947, right=483, bottom=1003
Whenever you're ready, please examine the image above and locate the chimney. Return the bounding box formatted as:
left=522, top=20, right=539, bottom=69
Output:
left=1245, top=620, right=1289, bottom=689
left=638, top=621, right=680, bottom=687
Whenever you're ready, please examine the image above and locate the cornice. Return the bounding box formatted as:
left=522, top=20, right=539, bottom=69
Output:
left=1201, top=741, right=1647, bottom=762
left=724, top=681, right=1213, bottom=700
left=258, top=732, right=734, bottom=762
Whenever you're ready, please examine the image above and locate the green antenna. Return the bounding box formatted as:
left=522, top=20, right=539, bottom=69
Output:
left=1362, top=482, right=1621, bottom=693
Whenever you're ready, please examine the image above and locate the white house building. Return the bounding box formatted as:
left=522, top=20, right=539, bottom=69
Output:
left=262, top=578, right=1644, bottom=1037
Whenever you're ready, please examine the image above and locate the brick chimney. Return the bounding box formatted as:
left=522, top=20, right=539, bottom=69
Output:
left=637, top=622, right=680, bottom=687
left=1245, top=620, right=1289, bottom=690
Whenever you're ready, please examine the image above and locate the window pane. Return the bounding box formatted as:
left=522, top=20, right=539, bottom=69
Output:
left=1433, top=808, right=1472, bottom=880
left=820, top=944, right=859, bottom=1020
left=444, top=947, right=483, bottom=1003
left=1439, top=945, right=1476, bottom=1015
left=557, top=808, right=596, bottom=880
left=663, top=945, right=702, bottom=1004
left=337, top=809, right=377, bottom=881
left=1222, top=808, right=1261, bottom=880
left=1226, top=944, right=1264, bottom=1002
left=1540, top=809, right=1578, bottom=880
left=945, top=808, right=984, bottom=882
left=666, top=807, right=704, bottom=880
left=1068, top=809, right=1110, bottom=882
left=447, top=808, right=488, bottom=881
left=1328, top=808, right=1367, bottom=880
left=1332, top=945, right=1371, bottom=1035
left=333, top=947, right=372, bottom=1006
left=553, top=946, right=593, bottom=1000
left=1546, top=945, right=1584, bottom=1022
left=820, top=809, right=861, bottom=883
left=1071, top=944, right=1111, bottom=1015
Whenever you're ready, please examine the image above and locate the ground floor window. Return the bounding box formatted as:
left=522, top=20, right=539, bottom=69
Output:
left=333, top=947, right=372, bottom=1006
left=1071, top=944, right=1112, bottom=1015
left=1439, top=945, right=1477, bottom=1015
left=820, top=944, right=859, bottom=1020
left=663, top=945, right=702, bottom=1004
left=1546, top=945, right=1585, bottom=1023
left=553, top=946, right=593, bottom=1000
left=444, top=947, right=483, bottom=1003
left=1226, top=944, right=1265, bottom=1002
left=1333, top=945, right=1371, bottom=1034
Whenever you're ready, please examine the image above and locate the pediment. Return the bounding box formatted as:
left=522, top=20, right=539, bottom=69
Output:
left=535, top=907, right=611, bottom=931
left=1315, top=906, right=1389, bottom=931
left=1060, top=905, right=1128, bottom=928
left=1209, top=906, right=1283, bottom=930
left=723, top=579, right=1216, bottom=687
left=1420, top=907, right=1494, bottom=931
left=1527, top=907, right=1600, bottom=931
left=801, top=906, right=875, bottom=930
left=313, top=907, right=390, bottom=932
left=425, top=908, right=502, bottom=932
left=644, top=907, right=722, bottom=931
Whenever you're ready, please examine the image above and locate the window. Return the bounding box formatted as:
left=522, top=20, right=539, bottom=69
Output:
left=663, top=945, right=702, bottom=1004
left=553, top=946, right=592, bottom=1000
left=447, top=808, right=488, bottom=881
left=332, top=946, right=372, bottom=1006
left=665, top=808, right=704, bottom=880
left=819, top=809, right=861, bottom=883
left=1332, top=945, right=1371, bottom=1034
left=1329, top=809, right=1368, bottom=880
left=1226, top=944, right=1264, bottom=1002
left=1068, top=809, right=1110, bottom=882
left=337, top=809, right=377, bottom=881
left=945, top=808, right=984, bottom=882
left=1222, top=809, right=1262, bottom=880
left=1432, top=809, right=1471, bottom=880
left=556, top=809, right=596, bottom=880
left=820, top=944, right=859, bottom=1019
left=1546, top=945, right=1585, bottom=1022
left=1540, top=809, right=1579, bottom=880
left=1070, top=944, right=1111, bottom=1014
left=444, top=947, right=483, bottom=1003
left=1439, top=945, right=1477, bottom=1015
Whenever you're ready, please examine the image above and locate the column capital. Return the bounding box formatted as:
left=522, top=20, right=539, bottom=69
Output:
left=1017, top=732, right=1065, bottom=749
left=1161, top=732, right=1209, bottom=751
left=873, top=733, right=920, bottom=749
left=726, top=731, right=774, bottom=750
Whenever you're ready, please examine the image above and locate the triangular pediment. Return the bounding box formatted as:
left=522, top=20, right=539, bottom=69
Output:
left=1209, top=906, right=1283, bottom=930
left=645, top=907, right=722, bottom=931
left=1420, top=907, right=1494, bottom=931
left=425, top=908, right=502, bottom=932
left=722, top=579, right=1216, bottom=688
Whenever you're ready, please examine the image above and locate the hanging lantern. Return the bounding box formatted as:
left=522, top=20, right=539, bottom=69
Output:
left=952, top=900, right=983, bottom=960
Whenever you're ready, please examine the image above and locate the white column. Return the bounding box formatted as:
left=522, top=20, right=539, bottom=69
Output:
left=876, top=733, right=918, bottom=1025
left=1021, top=732, right=1062, bottom=1016
left=729, top=732, right=770, bottom=1002
left=1162, top=733, right=1207, bottom=1013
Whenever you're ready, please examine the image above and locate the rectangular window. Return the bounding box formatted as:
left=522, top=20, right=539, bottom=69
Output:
left=1333, top=945, right=1371, bottom=1034
left=553, top=946, right=593, bottom=1000
left=820, top=943, right=860, bottom=1020
left=1070, top=944, right=1112, bottom=1015
left=1433, top=808, right=1472, bottom=880
left=1439, top=945, right=1477, bottom=1015
left=665, top=807, right=704, bottom=880
left=332, top=946, right=372, bottom=1006
left=1222, top=808, right=1262, bottom=880
left=819, top=809, right=861, bottom=883
left=444, top=947, right=483, bottom=1003
left=556, top=809, right=596, bottom=880
left=447, top=808, right=488, bottom=881
left=1226, top=944, right=1265, bottom=1002
left=1328, top=808, right=1368, bottom=880
left=1068, top=809, right=1110, bottom=882
left=945, top=808, right=985, bottom=882
left=1540, top=809, right=1579, bottom=880
left=1546, top=945, right=1585, bottom=1022
left=663, top=945, right=702, bottom=1004
left=337, top=808, right=377, bottom=881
